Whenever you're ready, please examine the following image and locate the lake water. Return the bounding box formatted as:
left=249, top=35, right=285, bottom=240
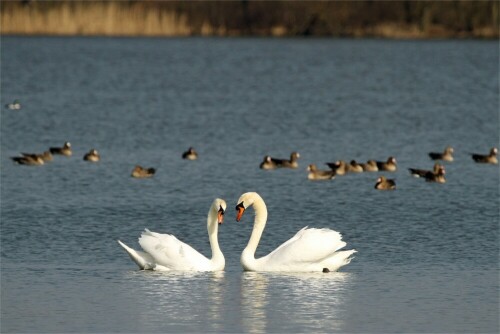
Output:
left=1, top=36, right=498, bottom=333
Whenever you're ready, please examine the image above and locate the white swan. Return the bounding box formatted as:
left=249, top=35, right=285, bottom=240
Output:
left=117, top=198, right=226, bottom=271
left=235, top=192, right=356, bottom=272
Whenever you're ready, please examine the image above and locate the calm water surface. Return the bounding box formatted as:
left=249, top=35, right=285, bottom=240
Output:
left=1, top=37, right=498, bottom=333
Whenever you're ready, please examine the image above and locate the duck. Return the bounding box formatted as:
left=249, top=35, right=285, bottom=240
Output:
left=374, top=176, right=396, bottom=190
left=83, top=149, right=100, bottom=162
left=260, top=152, right=300, bottom=169
left=408, top=162, right=443, bottom=178
left=429, top=146, right=454, bottom=162
left=347, top=160, right=364, bottom=173
left=5, top=100, right=21, bottom=110
left=49, top=142, right=72, bottom=156
left=360, top=160, right=378, bottom=172
left=131, top=165, right=156, bottom=178
left=326, top=160, right=348, bottom=175
left=376, top=156, right=397, bottom=172
left=425, top=165, right=446, bottom=183
left=307, top=164, right=336, bottom=180
left=182, top=147, right=198, bottom=160
left=471, top=147, right=498, bottom=164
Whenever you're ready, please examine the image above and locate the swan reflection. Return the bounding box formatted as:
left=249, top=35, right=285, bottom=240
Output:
left=240, top=271, right=354, bottom=333
left=241, top=272, right=269, bottom=333
left=125, top=270, right=226, bottom=332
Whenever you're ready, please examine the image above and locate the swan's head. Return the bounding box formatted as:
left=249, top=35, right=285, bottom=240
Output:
left=213, top=199, right=226, bottom=224
left=235, top=192, right=261, bottom=222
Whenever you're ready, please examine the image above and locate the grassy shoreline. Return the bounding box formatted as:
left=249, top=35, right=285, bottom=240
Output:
left=1, top=1, right=498, bottom=39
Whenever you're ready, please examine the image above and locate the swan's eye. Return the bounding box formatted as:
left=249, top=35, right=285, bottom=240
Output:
left=235, top=202, right=245, bottom=210
left=218, top=205, right=225, bottom=214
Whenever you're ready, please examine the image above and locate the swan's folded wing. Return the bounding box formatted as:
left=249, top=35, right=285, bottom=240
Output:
left=138, top=229, right=210, bottom=270
left=265, top=227, right=348, bottom=265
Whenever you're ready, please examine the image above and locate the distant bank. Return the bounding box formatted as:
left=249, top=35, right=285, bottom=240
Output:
left=1, top=1, right=498, bottom=38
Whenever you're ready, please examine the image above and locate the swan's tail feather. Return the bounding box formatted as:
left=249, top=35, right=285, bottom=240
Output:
left=326, top=249, right=357, bottom=272
left=117, top=240, right=155, bottom=270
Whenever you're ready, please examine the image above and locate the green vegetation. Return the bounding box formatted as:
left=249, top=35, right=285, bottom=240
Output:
left=1, top=0, right=498, bottom=38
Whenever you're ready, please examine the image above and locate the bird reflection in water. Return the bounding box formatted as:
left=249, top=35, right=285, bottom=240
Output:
left=240, top=271, right=354, bottom=333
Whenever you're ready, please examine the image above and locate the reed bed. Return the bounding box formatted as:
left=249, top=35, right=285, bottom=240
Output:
left=1, top=1, right=498, bottom=38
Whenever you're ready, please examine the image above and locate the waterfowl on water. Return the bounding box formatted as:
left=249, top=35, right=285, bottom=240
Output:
left=5, top=100, right=21, bottom=110
left=11, top=154, right=44, bottom=166
left=429, top=146, right=454, bottom=162
left=235, top=192, right=356, bottom=272
left=131, top=165, right=156, bottom=178
left=347, top=160, right=364, bottom=173
left=259, top=156, right=277, bottom=170
left=409, top=162, right=443, bottom=178
left=361, top=160, right=378, bottom=172
left=22, top=151, right=53, bottom=162
left=182, top=147, right=198, bottom=160
left=376, top=156, right=397, bottom=172
left=260, top=152, right=300, bottom=169
left=49, top=142, right=72, bottom=156
left=471, top=147, right=498, bottom=164
left=83, top=149, right=100, bottom=162
left=307, top=164, right=336, bottom=180
left=425, top=165, right=446, bottom=183
left=326, top=160, right=348, bottom=175
left=374, top=176, right=396, bottom=190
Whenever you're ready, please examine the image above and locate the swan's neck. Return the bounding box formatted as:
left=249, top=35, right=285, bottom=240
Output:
left=241, top=197, right=268, bottom=270
left=208, top=211, right=224, bottom=267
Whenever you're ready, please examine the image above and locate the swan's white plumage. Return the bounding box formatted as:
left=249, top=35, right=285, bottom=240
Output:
left=118, top=198, right=226, bottom=271
left=237, top=192, right=356, bottom=272
left=138, top=229, right=216, bottom=271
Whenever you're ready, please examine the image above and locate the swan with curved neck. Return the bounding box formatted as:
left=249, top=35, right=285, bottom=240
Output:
left=118, top=198, right=226, bottom=271
left=236, top=192, right=356, bottom=272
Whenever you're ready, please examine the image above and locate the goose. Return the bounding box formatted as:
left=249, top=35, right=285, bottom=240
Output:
left=118, top=198, right=226, bottom=271
left=409, top=162, right=443, bottom=178
left=307, top=164, right=335, bottom=180
left=49, top=142, right=72, bottom=156
left=360, top=159, right=378, bottom=172
left=347, top=160, right=364, bottom=173
left=374, top=176, right=396, bottom=190
left=259, top=155, right=277, bottom=170
left=11, top=154, right=44, bottom=166
left=21, top=151, right=53, bottom=162
left=376, top=156, right=397, bottom=172
left=471, top=147, right=498, bottom=164
left=235, top=192, right=356, bottom=272
left=83, top=149, right=100, bottom=162
left=260, top=152, right=300, bottom=169
left=131, top=165, right=156, bottom=178
left=326, top=160, right=348, bottom=175
left=425, top=165, right=446, bottom=183
left=182, top=147, right=198, bottom=160
left=429, top=146, right=454, bottom=162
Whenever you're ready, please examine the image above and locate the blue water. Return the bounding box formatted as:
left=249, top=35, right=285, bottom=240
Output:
left=1, top=36, right=498, bottom=333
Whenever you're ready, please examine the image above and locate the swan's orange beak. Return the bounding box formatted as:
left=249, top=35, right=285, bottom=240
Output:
left=217, top=206, right=225, bottom=225
left=236, top=202, right=245, bottom=222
